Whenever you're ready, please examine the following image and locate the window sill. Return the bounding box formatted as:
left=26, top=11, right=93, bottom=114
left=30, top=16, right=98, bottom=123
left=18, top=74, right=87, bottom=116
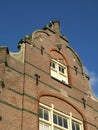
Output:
left=51, top=76, right=72, bottom=88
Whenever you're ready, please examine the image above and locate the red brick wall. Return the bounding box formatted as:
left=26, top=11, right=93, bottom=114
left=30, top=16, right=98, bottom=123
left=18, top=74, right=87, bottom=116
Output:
left=0, top=22, right=98, bottom=130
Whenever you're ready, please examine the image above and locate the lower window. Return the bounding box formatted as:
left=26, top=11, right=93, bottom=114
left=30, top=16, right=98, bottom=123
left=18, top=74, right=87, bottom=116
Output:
left=39, top=103, right=83, bottom=130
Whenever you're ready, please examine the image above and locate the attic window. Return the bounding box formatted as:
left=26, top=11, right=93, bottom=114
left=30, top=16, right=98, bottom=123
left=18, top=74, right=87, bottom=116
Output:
left=50, top=59, right=68, bottom=84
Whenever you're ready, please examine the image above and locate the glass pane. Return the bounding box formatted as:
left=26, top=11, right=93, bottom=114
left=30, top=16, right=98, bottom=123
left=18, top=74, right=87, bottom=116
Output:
left=39, top=108, right=43, bottom=118
left=58, top=116, right=62, bottom=126
left=51, top=62, right=55, bottom=68
left=76, top=123, right=80, bottom=130
left=53, top=114, right=57, bottom=124
left=59, top=66, right=61, bottom=72
left=44, top=110, right=49, bottom=121
left=72, top=121, right=80, bottom=130
left=62, top=68, right=64, bottom=73
left=59, top=66, right=64, bottom=73
left=72, top=122, right=75, bottom=130
left=63, top=118, right=68, bottom=128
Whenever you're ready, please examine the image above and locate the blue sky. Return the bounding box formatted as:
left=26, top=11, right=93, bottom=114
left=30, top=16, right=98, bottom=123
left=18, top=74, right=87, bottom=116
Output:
left=0, top=0, right=98, bottom=98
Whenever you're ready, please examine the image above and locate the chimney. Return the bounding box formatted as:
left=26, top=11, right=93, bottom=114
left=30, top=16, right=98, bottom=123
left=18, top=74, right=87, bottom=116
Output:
left=52, top=20, right=60, bottom=43
left=51, top=20, right=62, bottom=50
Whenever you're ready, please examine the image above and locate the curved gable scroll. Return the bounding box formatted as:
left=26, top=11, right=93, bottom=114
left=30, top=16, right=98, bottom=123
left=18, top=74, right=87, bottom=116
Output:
left=31, top=29, right=50, bottom=46
left=50, top=49, right=68, bottom=65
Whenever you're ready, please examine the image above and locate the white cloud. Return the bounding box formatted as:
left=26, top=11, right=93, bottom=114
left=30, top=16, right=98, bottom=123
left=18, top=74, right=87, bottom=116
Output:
left=84, top=66, right=98, bottom=98
left=89, top=72, right=98, bottom=86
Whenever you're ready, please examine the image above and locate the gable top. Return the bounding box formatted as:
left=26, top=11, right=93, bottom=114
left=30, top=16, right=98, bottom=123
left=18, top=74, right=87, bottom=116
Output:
left=18, top=21, right=85, bottom=75
left=42, top=20, right=69, bottom=42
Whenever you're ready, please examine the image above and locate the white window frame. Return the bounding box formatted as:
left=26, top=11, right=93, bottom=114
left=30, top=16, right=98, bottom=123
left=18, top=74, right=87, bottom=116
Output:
left=39, top=103, right=83, bottom=130
left=39, top=122, right=50, bottom=130
left=50, top=59, right=68, bottom=84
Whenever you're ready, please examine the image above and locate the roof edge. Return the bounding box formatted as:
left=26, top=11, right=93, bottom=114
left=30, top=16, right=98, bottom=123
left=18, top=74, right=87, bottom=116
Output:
left=0, top=46, right=9, bottom=54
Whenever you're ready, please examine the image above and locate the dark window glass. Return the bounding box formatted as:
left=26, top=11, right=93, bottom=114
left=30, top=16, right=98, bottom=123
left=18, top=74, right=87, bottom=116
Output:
left=53, top=114, right=57, bottom=124
left=76, top=123, right=80, bottom=130
left=62, top=68, right=64, bottom=73
left=72, top=121, right=80, bottom=130
left=63, top=118, right=68, bottom=128
left=72, top=122, right=75, bottom=130
left=39, top=108, right=43, bottom=118
left=59, top=66, right=61, bottom=72
left=54, top=113, right=68, bottom=129
left=44, top=110, right=49, bottom=121
left=59, top=66, right=64, bottom=73
left=59, top=66, right=61, bottom=71
left=51, top=62, right=55, bottom=68
left=58, top=116, right=62, bottom=126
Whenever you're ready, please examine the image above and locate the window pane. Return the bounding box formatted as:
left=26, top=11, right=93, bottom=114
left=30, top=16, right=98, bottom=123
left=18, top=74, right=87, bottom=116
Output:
left=58, top=116, right=62, bottom=126
left=51, top=62, right=55, bottom=68
left=44, top=110, right=49, bottom=121
left=62, top=68, right=64, bottom=73
left=76, top=123, right=80, bottom=130
left=39, top=108, right=43, bottom=118
left=72, top=122, right=75, bottom=130
left=72, top=121, right=80, bottom=130
left=59, top=66, right=61, bottom=72
left=63, top=118, right=68, bottom=128
left=59, top=66, right=64, bottom=73
left=53, top=114, right=57, bottom=124
left=59, top=66, right=62, bottom=72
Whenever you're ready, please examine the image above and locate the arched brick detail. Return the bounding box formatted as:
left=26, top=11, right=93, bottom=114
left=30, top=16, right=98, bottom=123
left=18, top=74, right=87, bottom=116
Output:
left=38, top=91, right=87, bottom=130
left=49, top=49, right=68, bottom=65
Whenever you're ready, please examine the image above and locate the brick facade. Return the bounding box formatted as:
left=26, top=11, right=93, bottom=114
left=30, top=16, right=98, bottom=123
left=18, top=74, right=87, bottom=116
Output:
left=0, top=20, right=98, bottom=130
